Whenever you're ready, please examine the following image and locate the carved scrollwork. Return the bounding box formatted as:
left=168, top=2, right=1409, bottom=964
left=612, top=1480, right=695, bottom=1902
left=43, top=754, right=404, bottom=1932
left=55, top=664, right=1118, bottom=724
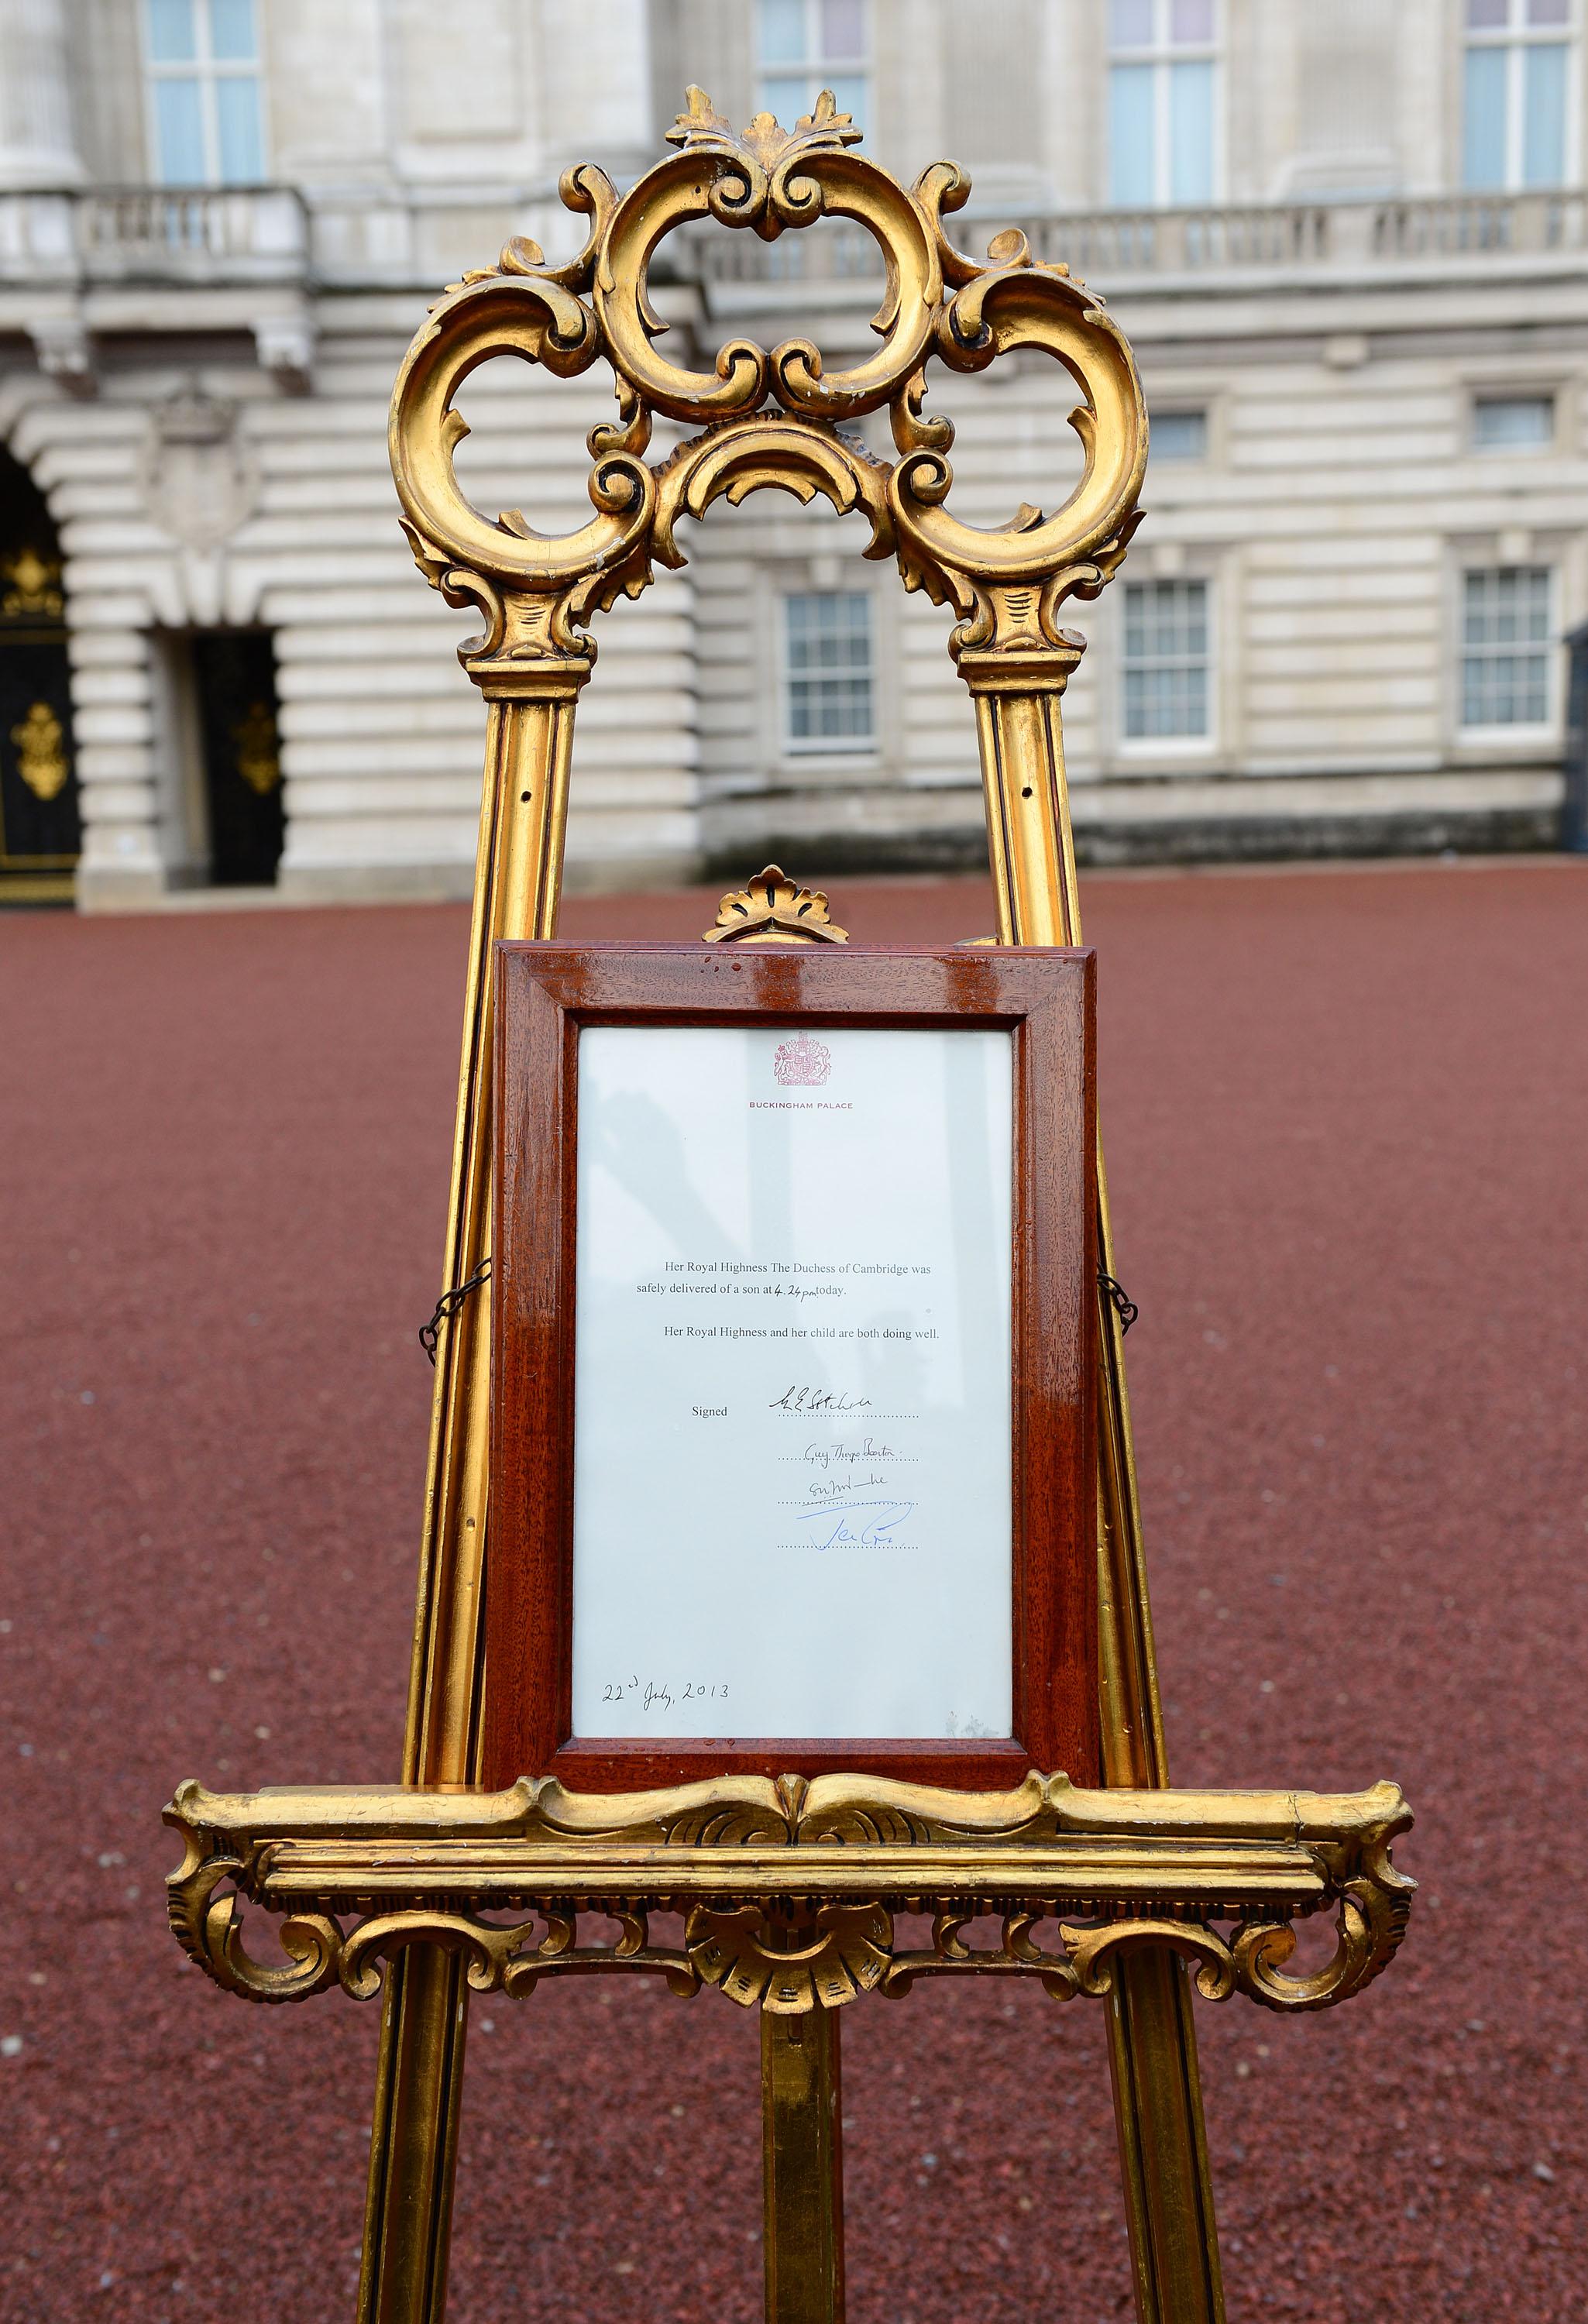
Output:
left=387, top=84, right=1149, bottom=670
left=163, top=1771, right=1411, bottom=2017
left=166, top=1817, right=342, bottom=2006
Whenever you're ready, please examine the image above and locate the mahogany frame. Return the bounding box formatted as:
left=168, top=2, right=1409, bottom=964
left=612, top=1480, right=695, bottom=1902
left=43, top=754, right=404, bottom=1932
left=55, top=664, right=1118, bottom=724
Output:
left=485, top=940, right=1098, bottom=1792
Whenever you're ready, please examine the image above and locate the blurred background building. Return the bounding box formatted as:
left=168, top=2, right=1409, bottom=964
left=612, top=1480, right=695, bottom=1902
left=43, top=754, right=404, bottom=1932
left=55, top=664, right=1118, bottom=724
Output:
left=1, top=0, right=1585, bottom=906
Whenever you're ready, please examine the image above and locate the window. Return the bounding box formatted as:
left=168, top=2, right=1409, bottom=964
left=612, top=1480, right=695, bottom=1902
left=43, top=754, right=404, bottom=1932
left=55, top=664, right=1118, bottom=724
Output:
left=1109, top=0, right=1218, bottom=208
left=1463, top=0, right=1572, bottom=191
left=757, top=0, right=868, bottom=131
left=784, top=591, right=874, bottom=749
left=145, top=0, right=264, bottom=186
left=1461, top=566, right=1553, bottom=726
left=1151, top=408, right=1208, bottom=462
left=1471, top=391, right=1555, bottom=447
left=1122, top=579, right=1210, bottom=740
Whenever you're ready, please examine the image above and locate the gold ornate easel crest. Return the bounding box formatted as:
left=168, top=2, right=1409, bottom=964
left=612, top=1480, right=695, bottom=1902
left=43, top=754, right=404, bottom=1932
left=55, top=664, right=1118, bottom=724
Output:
left=162, top=91, right=1412, bottom=2324
left=703, top=864, right=848, bottom=944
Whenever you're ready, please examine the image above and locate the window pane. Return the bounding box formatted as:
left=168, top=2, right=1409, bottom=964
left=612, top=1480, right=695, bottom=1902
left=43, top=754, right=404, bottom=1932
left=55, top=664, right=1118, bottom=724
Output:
left=1472, top=394, right=1554, bottom=447
left=1463, top=46, right=1509, bottom=187
left=1122, top=580, right=1210, bottom=739
left=147, top=0, right=196, bottom=62
left=757, top=73, right=810, bottom=118
left=820, top=0, right=866, bottom=61
left=785, top=593, right=874, bottom=745
left=826, top=73, right=866, bottom=126
left=1170, top=0, right=1215, bottom=43
left=153, top=76, right=207, bottom=182
left=758, top=0, right=806, bottom=64
left=210, top=0, right=257, bottom=60
left=215, top=74, right=263, bottom=180
left=1152, top=408, right=1208, bottom=460
left=1522, top=43, right=1568, bottom=185
left=1110, top=64, right=1156, bottom=204
left=1528, top=0, right=1570, bottom=25
left=1110, top=0, right=1155, bottom=49
left=1168, top=59, right=1215, bottom=201
left=1461, top=567, right=1552, bottom=726
left=1466, top=0, right=1509, bottom=22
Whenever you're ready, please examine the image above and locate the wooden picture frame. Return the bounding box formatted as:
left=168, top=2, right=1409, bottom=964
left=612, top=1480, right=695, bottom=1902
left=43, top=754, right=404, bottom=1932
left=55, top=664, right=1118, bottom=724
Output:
left=485, top=941, right=1098, bottom=1792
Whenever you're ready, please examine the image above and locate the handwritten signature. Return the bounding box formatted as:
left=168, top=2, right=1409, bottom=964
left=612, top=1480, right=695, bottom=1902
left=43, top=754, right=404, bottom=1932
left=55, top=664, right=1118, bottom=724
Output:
left=804, top=1436, right=897, bottom=1471
left=770, top=1384, right=872, bottom=1414
left=794, top=1497, right=916, bottom=1551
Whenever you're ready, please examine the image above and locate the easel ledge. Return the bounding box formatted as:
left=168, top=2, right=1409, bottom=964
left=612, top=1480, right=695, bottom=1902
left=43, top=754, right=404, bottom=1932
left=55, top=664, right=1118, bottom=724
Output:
left=165, top=1769, right=1411, bottom=2017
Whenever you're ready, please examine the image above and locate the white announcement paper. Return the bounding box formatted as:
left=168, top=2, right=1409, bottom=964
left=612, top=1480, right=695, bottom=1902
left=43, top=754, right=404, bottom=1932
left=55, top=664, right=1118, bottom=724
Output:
left=569, top=1023, right=1012, bottom=1739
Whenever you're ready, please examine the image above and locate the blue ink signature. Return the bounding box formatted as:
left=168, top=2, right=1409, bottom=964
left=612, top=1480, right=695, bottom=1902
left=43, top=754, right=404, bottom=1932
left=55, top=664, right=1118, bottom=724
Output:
left=796, top=1498, right=916, bottom=1550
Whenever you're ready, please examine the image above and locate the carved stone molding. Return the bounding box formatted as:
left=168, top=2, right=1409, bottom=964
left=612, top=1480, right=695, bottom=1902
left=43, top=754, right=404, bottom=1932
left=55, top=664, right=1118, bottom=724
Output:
left=387, top=86, right=1148, bottom=681
left=164, top=1770, right=1412, bottom=2018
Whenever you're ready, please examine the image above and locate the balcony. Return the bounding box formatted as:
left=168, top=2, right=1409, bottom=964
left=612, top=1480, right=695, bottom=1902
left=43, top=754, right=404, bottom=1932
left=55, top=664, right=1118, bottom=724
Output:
left=0, top=184, right=307, bottom=287
left=689, top=187, right=1588, bottom=308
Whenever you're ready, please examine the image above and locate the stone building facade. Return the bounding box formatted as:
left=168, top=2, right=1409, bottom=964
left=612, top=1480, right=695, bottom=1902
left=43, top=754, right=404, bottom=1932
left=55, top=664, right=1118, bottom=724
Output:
left=0, top=0, right=1583, bottom=907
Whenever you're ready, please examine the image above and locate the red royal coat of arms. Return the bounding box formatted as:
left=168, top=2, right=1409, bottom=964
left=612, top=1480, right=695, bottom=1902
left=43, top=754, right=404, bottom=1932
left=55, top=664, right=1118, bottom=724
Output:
left=772, top=1033, right=832, bottom=1087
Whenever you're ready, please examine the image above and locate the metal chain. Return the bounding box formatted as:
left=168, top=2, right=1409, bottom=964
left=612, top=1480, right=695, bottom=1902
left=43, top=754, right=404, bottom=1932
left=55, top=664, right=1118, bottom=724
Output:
left=419, top=1257, right=493, bottom=1366
left=1098, top=1269, right=1139, bottom=1333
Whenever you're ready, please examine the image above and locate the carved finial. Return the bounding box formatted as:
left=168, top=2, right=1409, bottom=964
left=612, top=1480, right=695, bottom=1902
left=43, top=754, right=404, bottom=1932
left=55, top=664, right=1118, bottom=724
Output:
left=665, top=86, right=741, bottom=151
left=701, top=865, right=848, bottom=945
left=666, top=84, right=862, bottom=168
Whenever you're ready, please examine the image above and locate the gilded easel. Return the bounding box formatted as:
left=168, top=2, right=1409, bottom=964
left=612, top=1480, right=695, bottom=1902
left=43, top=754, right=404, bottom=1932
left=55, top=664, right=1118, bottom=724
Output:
left=163, top=92, right=1414, bottom=2324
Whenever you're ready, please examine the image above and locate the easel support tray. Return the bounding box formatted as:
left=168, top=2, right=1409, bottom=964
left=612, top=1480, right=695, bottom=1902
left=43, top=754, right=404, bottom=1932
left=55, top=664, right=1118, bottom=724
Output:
left=165, top=1765, right=1412, bottom=2017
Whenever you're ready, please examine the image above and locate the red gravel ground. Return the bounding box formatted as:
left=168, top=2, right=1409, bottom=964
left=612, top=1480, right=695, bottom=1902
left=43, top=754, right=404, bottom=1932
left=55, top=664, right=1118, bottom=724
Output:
left=2, top=857, right=1586, bottom=2322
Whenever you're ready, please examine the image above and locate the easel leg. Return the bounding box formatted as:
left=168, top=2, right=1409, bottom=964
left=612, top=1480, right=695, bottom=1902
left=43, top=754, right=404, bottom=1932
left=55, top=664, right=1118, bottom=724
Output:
left=357, top=1951, right=470, bottom=2324
left=963, top=646, right=1226, bottom=2324
left=356, top=669, right=589, bottom=2323
left=761, top=2007, right=845, bottom=2324
left=1108, top=1961, right=1225, bottom=2324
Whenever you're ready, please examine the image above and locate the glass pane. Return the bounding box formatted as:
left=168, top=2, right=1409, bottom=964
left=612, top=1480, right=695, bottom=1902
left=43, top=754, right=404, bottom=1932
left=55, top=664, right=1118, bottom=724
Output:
left=153, top=76, right=207, bottom=182
left=758, top=0, right=806, bottom=65
left=820, top=0, right=867, bottom=61
left=1528, top=0, right=1570, bottom=24
left=146, top=0, right=196, bottom=62
left=1109, top=64, right=1156, bottom=204
left=1463, top=46, right=1509, bottom=187
left=1522, top=569, right=1552, bottom=637
left=1472, top=394, right=1554, bottom=446
left=1170, top=0, right=1215, bottom=43
left=1522, top=43, right=1567, bottom=185
left=1110, top=0, right=1155, bottom=48
left=215, top=74, right=262, bottom=179
left=1466, top=0, right=1509, bottom=22
left=210, top=0, right=257, bottom=60
left=1168, top=59, right=1214, bottom=201
left=757, top=73, right=810, bottom=119
left=1152, top=409, right=1208, bottom=460
left=828, top=73, right=867, bottom=128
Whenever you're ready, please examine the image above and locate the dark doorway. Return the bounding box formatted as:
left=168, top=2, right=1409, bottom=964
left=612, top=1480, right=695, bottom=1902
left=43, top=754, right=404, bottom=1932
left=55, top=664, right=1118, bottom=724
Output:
left=0, top=449, right=79, bottom=906
left=192, top=629, right=284, bottom=886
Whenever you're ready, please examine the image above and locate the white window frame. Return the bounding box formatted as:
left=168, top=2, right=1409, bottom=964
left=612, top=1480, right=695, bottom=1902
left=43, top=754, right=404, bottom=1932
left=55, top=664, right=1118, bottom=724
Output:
left=1107, top=0, right=1222, bottom=209
left=1462, top=0, right=1578, bottom=193
left=1118, top=572, right=1217, bottom=755
left=754, top=0, right=871, bottom=129
left=142, top=0, right=268, bottom=188
left=1468, top=387, right=1559, bottom=451
left=1456, top=562, right=1558, bottom=739
left=779, top=586, right=878, bottom=758
left=1149, top=404, right=1212, bottom=464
